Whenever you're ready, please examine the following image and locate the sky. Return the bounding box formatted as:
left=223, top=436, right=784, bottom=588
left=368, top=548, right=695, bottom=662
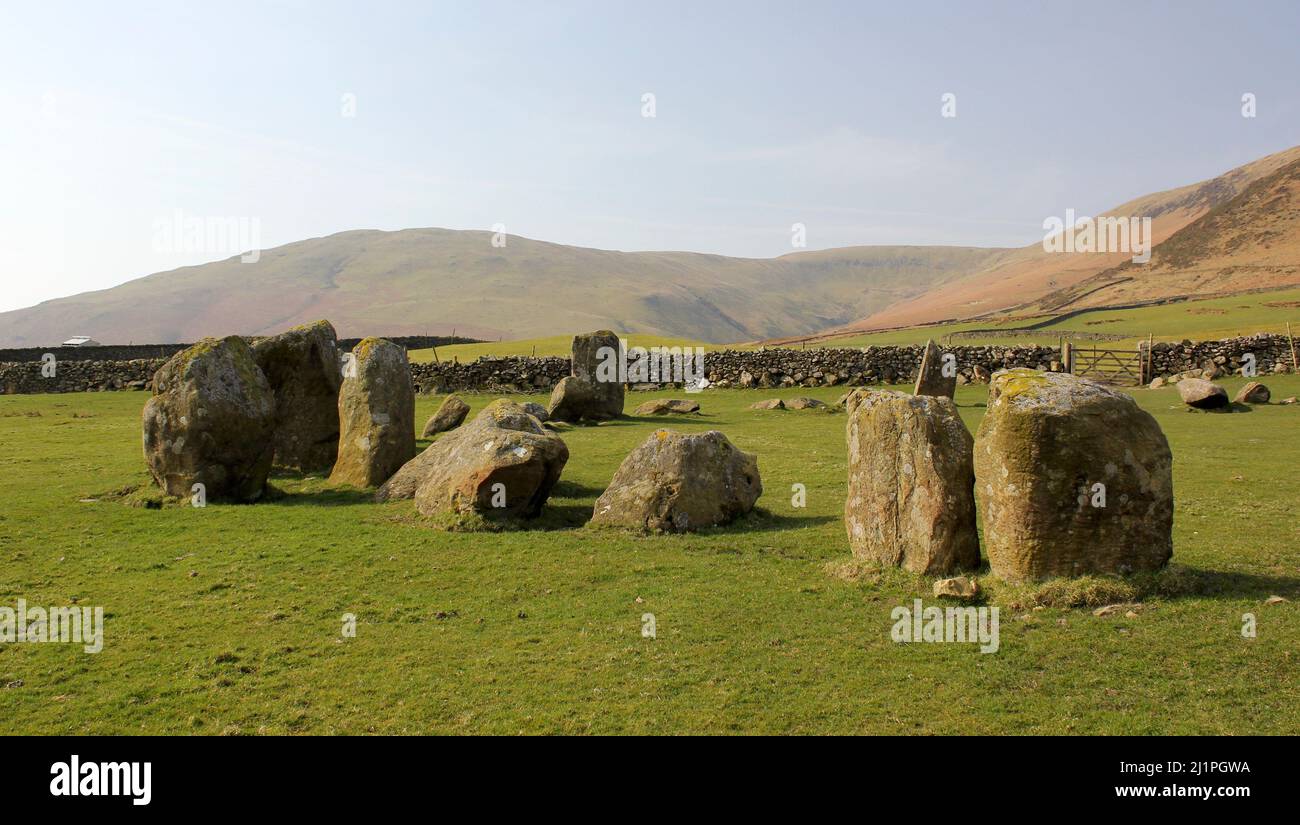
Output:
left=0, top=0, right=1297, bottom=313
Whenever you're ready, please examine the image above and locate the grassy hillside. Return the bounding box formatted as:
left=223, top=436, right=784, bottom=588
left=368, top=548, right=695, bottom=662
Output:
left=0, top=231, right=1005, bottom=348
left=1, top=382, right=1297, bottom=734
left=408, top=334, right=719, bottom=362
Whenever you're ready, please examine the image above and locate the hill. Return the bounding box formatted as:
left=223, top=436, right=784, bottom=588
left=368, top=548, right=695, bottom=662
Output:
left=0, top=231, right=1005, bottom=347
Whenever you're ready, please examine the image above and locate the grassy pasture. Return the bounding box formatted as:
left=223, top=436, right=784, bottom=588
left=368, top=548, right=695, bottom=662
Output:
left=0, top=378, right=1297, bottom=734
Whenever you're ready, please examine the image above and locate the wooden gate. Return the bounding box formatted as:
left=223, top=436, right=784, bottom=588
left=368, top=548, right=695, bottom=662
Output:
left=1065, top=343, right=1146, bottom=385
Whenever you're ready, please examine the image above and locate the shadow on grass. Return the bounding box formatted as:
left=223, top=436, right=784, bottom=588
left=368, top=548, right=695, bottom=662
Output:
left=993, top=564, right=1300, bottom=609
left=709, top=508, right=837, bottom=534
left=262, top=486, right=377, bottom=507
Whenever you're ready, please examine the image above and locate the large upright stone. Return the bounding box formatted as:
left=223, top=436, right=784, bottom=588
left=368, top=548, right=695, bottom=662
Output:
left=975, top=369, right=1173, bottom=582
left=592, top=430, right=761, bottom=532
left=845, top=390, right=979, bottom=574
left=251, top=320, right=341, bottom=472
left=142, top=336, right=275, bottom=502
left=913, top=339, right=956, bottom=398
left=328, top=338, right=415, bottom=488
left=574, top=330, right=624, bottom=416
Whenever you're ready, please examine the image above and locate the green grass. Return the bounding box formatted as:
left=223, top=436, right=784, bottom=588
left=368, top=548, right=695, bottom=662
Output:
left=817, top=288, right=1300, bottom=350
left=1, top=378, right=1298, bottom=734
left=408, top=334, right=718, bottom=362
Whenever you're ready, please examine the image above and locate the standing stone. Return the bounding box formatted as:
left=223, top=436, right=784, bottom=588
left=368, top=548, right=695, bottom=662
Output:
left=142, top=336, right=275, bottom=502
left=557, top=330, right=624, bottom=420
left=1177, top=378, right=1229, bottom=409
left=329, top=338, right=415, bottom=487
left=845, top=390, right=979, bottom=574
left=422, top=394, right=470, bottom=436
left=1233, top=381, right=1270, bottom=404
left=251, top=320, right=342, bottom=473
left=547, top=376, right=599, bottom=423
left=975, top=369, right=1173, bottom=582
left=592, top=430, right=761, bottom=532
left=914, top=339, right=957, bottom=398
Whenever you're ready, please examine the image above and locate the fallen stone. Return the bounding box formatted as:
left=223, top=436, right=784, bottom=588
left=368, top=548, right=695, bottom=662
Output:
left=411, top=400, right=568, bottom=521
left=634, top=398, right=701, bottom=415
left=749, top=399, right=784, bottom=410
left=1177, top=377, right=1229, bottom=409
left=422, top=394, right=470, bottom=436
left=933, top=576, right=979, bottom=599
left=785, top=397, right=827, bottom=410
left=592, top=429, right=761, bottom=532
left=1233, top=381, right=1270, bottom=404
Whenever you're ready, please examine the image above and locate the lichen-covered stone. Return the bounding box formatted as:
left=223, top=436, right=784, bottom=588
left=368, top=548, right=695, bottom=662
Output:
left=328, top=338, right=415, bottom=487
left=592, top=429, right=761, bottom=532
left=845, top=390, right=979, bottom=574
left=251, top=320, right=341, bottom=472
left=422, top=394, right=470, bottom=436
left=547, top=331, right=623, bottom=422
left=1233, top=381, right=1270, bottom=404
left=975, top=369, right=1173, bottom=582
left=142, top=336, right=275, bottom=502
left=376, top=400, right=567, bottom=521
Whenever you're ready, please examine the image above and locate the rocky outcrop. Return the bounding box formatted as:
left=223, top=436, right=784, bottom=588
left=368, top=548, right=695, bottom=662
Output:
left=845, top=390, right=979, bottom=574
left=142, top=337, right=275, bottom=502
left=592, top=430, right=761, bottom=532
left=975, top=369, right=1174, bottom=582
left=251, top=320, right=342, bottom=473
left=422, top=395, right=470, bottom=436
left=328, top=338, right=415, bottom=488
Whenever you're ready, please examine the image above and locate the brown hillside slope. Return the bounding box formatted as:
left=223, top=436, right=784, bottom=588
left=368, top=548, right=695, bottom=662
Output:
left=0, top=230, right=1007, bottom=347
left=833, top=144, right=1300, bottom=333
left=1027, top=157, right=1300, bottom=312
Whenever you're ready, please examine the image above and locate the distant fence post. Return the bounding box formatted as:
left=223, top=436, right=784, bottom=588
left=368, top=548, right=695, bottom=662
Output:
left=1062, top=341, right=1073, bottom=374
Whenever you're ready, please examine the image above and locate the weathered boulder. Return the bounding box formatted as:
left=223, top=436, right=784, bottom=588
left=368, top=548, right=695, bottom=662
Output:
left=634, top=398, right=700, bottom=415
left=975, top=369, right=1173, bottom=582
left=328, top=338, right=415, bottom=488
left=749, top=398, right=784, bottom=410
left=592, top=430, right=761, bottom=532
left=548, top=376, right=602, bottom=422
left=571, top=330, right=624, bottom=419
left=251, top=320, right=341, bottom=472
left=521, top=401, right=549, bottom=422
left=379, top=400, right=568, bottom=520
left=422, top=394, right=470, bottom=436
left=786, top=396, right=828, bottom=410
left=142, top=336, right=275, bottom=502
left=845, top=390, right=979, bottom=574
left=379, top=400, right=556, bottom=502
left=1233, top=381, right=1271, bottom=405
left=933, top=576, right=979, bottom=599
left=1177, top=378, right=1229, bottom=409
left=913, top=339, right=957, bottom=398
left=1148, top=376, right=1166, bottom=389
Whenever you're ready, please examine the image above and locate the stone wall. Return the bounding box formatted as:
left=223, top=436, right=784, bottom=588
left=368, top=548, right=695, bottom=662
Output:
left=1144, top=334, right=1295, bottom=377
left=3, top=335, right=1294, bottom=396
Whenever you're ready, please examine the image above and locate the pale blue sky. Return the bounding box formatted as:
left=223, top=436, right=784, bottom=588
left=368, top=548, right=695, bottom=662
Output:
left=1, top=0, right=1296, bottom=312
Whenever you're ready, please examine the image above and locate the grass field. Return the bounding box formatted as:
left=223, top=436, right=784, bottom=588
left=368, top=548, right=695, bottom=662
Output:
left=802, top=287, right=1300, bottom=350
left=1, top=378, right=1297, bottom=734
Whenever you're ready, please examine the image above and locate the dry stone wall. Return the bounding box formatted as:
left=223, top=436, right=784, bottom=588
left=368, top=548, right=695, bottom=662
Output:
left=3, top=334, right=1295, bottom=395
